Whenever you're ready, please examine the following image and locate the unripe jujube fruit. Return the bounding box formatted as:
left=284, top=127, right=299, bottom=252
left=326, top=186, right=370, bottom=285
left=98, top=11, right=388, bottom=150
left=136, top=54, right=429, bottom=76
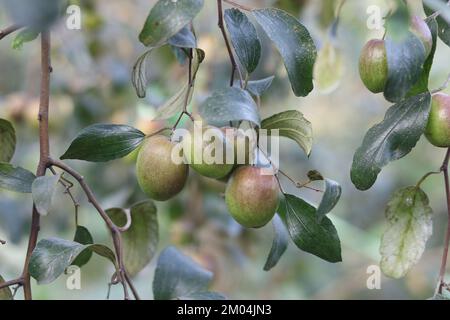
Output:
left=410, top=15, right=433, bottom=57
left=182, top=125, right=234, bottom=179
left=136, top=135, right=188, bottom=201
left=425, top=93, right=450, bottom=148
left=359, top=39, right=388, bottom=93
left=225, top=166, right=279, bottom=228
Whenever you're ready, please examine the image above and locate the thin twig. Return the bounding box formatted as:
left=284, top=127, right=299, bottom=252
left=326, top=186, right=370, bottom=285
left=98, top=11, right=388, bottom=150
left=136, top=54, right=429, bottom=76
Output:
left=278, top=169, right=323, bottom=193
left=437, top=148, right=450, bottom=294
left=431, top=72, right=450, bottom=94
left=217, top=0, right=244, bottom=87
left=223, top=0, right=253, bottom=11
left=0, top=278, right=23, bottom=290
left=0, top=24, right=22, bottom=40
left=49, top=167, right=80, bottom=226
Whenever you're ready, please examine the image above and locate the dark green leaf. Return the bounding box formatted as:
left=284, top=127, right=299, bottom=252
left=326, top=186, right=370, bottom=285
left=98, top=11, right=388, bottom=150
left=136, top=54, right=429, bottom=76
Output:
left=153, top=246, right=220, bottom=300
left=407, top=18, right=438, bottom=97
left=224, top=8, right=261, bottom=74
left=261, top=110, right=313, bottom=156
left=61, top=124, right=145, bottom=162
left=424, top=0, right=450, bottom=47
left=156, top=49, right=204, bottom=119
left=0, top=275, right=13, bottom=300
left=245, top=76, right=275, bottom=96
left=263, top=214, right=289, bottom=271
left=0, top=162, right=35, bottom=193
left=0, top=119, right=16, bottom=162
left=31, top=174, right=60, bottom=216
left=317, top=178, right=341, bottom=221
left=279, top=194, right=341, bottom=263
left=29, top=237, right=116, bottom=284
left=168, top=25, right=197, bottom=48
left=71, top=226, right=94, bottom=268
left=139, top=0, right=204, bottom=47
left=253, top=8, right=317, bottom=97
left=307, top=170, right=324, bottom=181
left=351, top=92, right=431, bottom=190
left=11, top=28, right=39, bottom=50
left=380, top=187, right=433, bottom=278
left=199, top=87, right=260, bottom=127
left=108, top=200, right=158, bottom=276
left=383, top=32, right=426, bottom=102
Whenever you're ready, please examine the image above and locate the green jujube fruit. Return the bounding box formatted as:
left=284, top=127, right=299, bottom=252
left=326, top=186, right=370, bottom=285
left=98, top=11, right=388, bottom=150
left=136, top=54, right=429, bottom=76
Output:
left=136, top=135, right=188, bottom=201
left=225, top=166, right=279, bottom=228
left=359, top=39, right=388, bottom=93
left=425, top=93, right=450, bottom=148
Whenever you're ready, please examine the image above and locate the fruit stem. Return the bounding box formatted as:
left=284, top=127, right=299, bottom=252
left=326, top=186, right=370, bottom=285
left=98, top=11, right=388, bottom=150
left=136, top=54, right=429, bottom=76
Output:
left=437, top=148, right=450, bottom=295
left=0, top=24, right=22, bottom=40
left=431, top=72, right=450, bottom=94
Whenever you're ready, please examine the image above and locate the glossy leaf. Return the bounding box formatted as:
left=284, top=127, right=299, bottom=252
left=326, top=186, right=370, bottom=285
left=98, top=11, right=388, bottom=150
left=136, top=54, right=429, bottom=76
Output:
left=12, top=28, right=39, bottom=50
left=253, top=8, right=317, bottom=97
left=0, top=119, right=16, bottom=163
left=279, top=194, right=341, bottom=263
left=153, top=246, right=220, bottom=300
left=313, top=40, right=344, bottom=94
left=424, top=0, right=450, bottom=47
left=199, top=87, right=260, bottom=127
left=244, top=76, right=275, bottom=96
left=263, top=214, right=289, bottom=271
left=317, top=179, right=342, bottom=221
left=380, top=187, right=433, bottom=278
left=31, top=174, right=60, bottom=216
left=351, top=92, right=431, bottom=191
left=108, top=200, right=158, bottom=276
left=168, top=25, right=197, bottom=48
left=29, top=237, right=116, bottom=284
left=71, top=226, right=94, bottom=268
left=61, top=124, right=145, bottom=162
left=383, top=32, right=426, bottom=102
left=139, top=0, right=204, bottom=47
left=224, top=8, right=261, bottom=74
left=0, top=163, right=35, bottom=193
left=156, top=49, right=204, bottom=119
left=261, top=110, right=313, bottom=156
left=407, top=18, right=438, bottom=97
left=0, top=275, right=13, bottom=300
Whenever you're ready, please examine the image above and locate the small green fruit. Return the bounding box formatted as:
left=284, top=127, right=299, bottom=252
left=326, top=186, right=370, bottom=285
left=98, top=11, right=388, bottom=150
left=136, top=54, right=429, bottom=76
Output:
left=359, top=39, right=388, bottom=93
left=410, top=16, right=433, bottom=58
left=182, top=125, right=234, bottom=179
left=225, top=166, right=279, bottom=228
left=425, top=93, right=450, bottom=148
left=136, top=135, right=188, bottom=201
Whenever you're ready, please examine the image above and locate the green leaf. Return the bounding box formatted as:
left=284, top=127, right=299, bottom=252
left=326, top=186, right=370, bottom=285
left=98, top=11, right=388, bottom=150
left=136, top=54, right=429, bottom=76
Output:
left=263, top=214, right=289, bottom=271
left=168, top=25, right=197, bottom=48
left=107, top=200, right=158, bottom=277
left=71, top=226, right=94, bottom=268
left=383, top=32, right=426, bottom=102
left=242, top=76, right=275, bottom=96
left=313, top=40, right=344, bottom=94
left=317, top=178, right=341, bottom=221
left=199, top=87, right=260, bottom=127
left=261, top=110, right=313, bottom=156
left=253, top=8, right=317, bottom=97
left=61, top=124, right=145, bottom=162
left=0, top=163, right=36, bottom=193
left=156, top=48, right=205, bottom=119
left=424, top=0, right=450, bottom=47
left=0, top=275, right=13, bottom=300
left=279, top=194, right=342, bottom=263
left=307, top=170, right=324, bottom=181
left=0, top=119, right=16, bottom=163
left=224, top=8, right=261, bottom=74
left=407, top=18, right=438, bottom=97
left=380, top=187, right=433, bottom=279
left=139, top=0, right=204, bottom=47
left=384, top=1, right=410, bottom=41
left=11, top=28, right=39, bottom=50
left=29, top=237, right=116, bottom=284
left=351, top=92, right=431, bottom=190
left=31, top=174, right=60, bottom=216
left=153, top=246, right=220, bottom=300
left=132, top=49, right=153, bottom=98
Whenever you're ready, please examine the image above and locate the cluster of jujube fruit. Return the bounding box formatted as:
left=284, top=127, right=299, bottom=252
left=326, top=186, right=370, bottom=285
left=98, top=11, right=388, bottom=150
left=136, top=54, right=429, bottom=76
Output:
left=359, top=15, right=450, bottom=149
left=135, top=125, right=279, bottom=228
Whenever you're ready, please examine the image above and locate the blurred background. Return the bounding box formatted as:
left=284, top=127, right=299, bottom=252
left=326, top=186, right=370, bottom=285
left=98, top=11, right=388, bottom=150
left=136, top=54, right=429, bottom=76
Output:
left=1, top=0, right=449, bottom=300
